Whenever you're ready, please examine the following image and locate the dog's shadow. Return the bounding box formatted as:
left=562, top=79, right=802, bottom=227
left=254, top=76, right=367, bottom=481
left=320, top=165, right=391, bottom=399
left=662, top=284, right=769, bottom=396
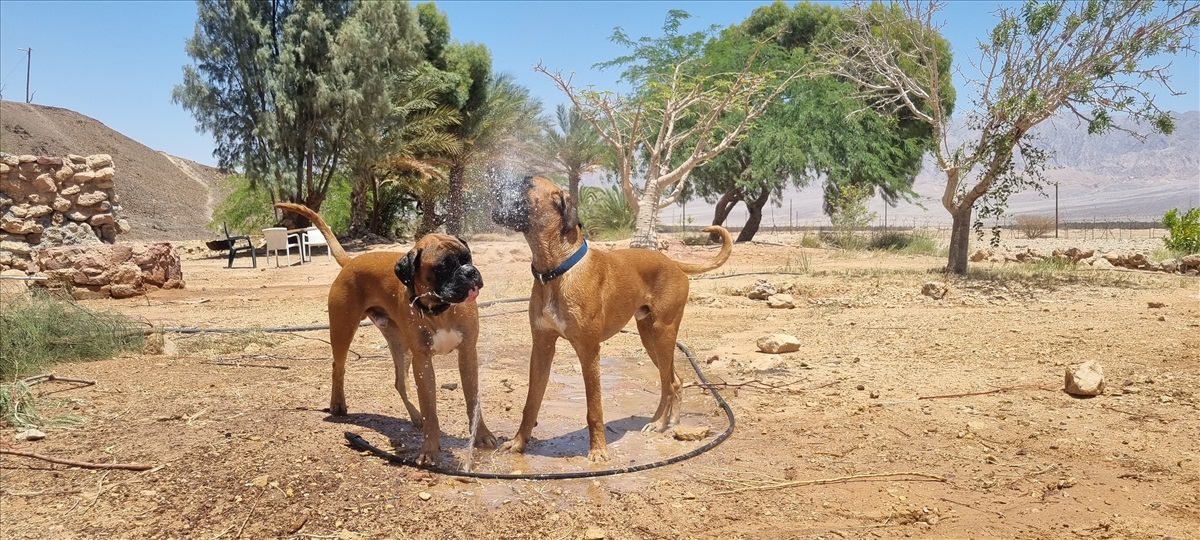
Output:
left=325, top=411, right=650, bottom=468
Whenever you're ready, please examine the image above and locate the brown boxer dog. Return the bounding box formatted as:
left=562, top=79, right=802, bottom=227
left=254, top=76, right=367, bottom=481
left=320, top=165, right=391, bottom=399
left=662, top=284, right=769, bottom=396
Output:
left=490, top=176, right=732, bottom=462
left=275, top=203, right=496, bottom=466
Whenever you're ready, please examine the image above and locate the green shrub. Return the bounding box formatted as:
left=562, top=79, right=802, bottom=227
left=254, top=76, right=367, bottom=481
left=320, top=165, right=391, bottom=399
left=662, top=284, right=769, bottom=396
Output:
left=1162, top=207, right=1200, bottom=254
left=209, top=174, right=275, bottom=234
left=870, top=230, right=939, bottom=255
left=578, top=185, right=635, bottom=239
left=0, top=290, right=144, bottom=380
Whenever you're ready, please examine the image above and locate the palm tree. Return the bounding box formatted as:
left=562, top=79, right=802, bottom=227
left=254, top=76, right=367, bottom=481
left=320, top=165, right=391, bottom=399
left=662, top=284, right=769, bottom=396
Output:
left=444, top=72, right=546, bottom=234
left=536, top=104, right=606, bottom=204
left=349, top=67, right=462, bottom=238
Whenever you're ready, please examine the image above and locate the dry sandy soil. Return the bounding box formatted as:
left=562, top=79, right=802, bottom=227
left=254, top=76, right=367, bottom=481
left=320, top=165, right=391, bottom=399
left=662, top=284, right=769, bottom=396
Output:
left=2, top=230, right=1198, bottom=540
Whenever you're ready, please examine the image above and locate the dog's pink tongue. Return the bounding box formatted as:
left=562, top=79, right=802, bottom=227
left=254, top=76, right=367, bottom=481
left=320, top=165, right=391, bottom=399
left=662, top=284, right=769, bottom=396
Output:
left=466, top=287, right=479, bottom=302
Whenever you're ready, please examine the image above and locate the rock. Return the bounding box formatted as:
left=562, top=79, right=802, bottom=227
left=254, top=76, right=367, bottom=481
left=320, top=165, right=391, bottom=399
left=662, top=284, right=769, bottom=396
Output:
left=15, top=428, right=46, bottom=441
left=766, top=293, right=795, bottom=309
left=1092, top=258, right=1114, bottom=270
left=673, top=426, right=711, bottom=441
left=969, top=249, right=988, bottom=262
left=1065, top=360, right=1105, bottom=396
left=757, top=333, right=800, bottom=354
left=418, top=492, right=432, bottom=501
left=440, top=382, right=458, bottom=391
left=921, top=281, right=948, bottom=299
left=583, top=527, right=606, bottom=540
left=747, top=279, right=777, bottom=300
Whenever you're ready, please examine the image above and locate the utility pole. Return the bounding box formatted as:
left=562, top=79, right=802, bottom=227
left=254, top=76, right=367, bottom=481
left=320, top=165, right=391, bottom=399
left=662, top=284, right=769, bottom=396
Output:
left=17, top=47, right=32, bottom=103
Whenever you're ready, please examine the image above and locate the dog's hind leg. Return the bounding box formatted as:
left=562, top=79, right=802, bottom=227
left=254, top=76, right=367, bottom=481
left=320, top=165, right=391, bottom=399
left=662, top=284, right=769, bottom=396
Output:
left=326, top=303, right=362, bottom=416
left=379, top=324, right=421, bottom=428
left=635, top=313, right=684, bottom=433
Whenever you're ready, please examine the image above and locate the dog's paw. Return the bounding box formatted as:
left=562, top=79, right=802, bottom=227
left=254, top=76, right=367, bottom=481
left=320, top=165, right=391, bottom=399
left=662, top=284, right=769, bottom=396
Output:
left=639, top=420, right=668, bottom=433
left=473, top=426, right=498, bottom=449
left=328, top=402, right=348, bottom=416
left=415, top=443, right=441, bottom=467
left=587, top=446, right=610, bottom=463
left=497, top=437, right=527, bottom=454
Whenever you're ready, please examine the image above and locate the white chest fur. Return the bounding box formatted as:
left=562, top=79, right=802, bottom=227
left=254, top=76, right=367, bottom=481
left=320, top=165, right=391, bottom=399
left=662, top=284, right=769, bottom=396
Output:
left=429, top=329, right=463, bottom=354
left=534, top=301, right=568, bottom=335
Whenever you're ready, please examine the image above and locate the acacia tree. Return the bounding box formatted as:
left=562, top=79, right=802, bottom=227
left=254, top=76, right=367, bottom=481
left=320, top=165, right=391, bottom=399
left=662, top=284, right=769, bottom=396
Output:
left=687, top=2, right=951, bottom=243
left=817, top=0, right=1199, bottom=274
left=538, top=10, right=805, bottom=248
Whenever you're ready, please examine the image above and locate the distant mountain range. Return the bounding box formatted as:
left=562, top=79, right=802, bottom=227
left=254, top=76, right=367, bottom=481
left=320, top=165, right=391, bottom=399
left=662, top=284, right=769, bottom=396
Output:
left=660, top=110, right=1200, bottom=228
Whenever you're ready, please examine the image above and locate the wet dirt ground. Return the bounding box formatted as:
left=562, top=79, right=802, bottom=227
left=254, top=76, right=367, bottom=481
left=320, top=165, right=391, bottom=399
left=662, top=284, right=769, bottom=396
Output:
left=2, top=230, right=1198, bottom=539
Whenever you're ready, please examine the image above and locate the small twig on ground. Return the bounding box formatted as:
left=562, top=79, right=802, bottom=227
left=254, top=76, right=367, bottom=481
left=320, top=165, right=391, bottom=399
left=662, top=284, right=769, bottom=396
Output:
left=19, top=374, right=97, bottom=387
left=713, top=472, right=947, bottom=495
left=235, top=489, right=263, bottom=539
left=0, top=446, right=154, bottom=471
left=937, top=496, right=1005, bottom=517
left=201, top=361, right=290, bottom=370
left=682, top=379, right=802, bottom=391
left=917, top=384, right=1049, bottom=400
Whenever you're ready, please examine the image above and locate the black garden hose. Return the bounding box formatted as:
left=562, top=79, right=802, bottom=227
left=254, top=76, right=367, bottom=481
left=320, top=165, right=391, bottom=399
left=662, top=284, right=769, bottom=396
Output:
left=159, top=297, right=737, bottom=479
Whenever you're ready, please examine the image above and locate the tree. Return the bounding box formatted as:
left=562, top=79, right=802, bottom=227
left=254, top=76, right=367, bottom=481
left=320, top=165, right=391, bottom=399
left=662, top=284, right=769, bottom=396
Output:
left=535, top=104, right=607, bottom=205
left=816, top=0, right=1199, bottom=274
left=331, top=0, right=432, bottom=237
left=538, top=10, right=805, bottom=248
left=175, top=0, right=346, bottom=229
left=175, top=0, right=433, bottom=231
left=686, top=2, right=951, bottom=244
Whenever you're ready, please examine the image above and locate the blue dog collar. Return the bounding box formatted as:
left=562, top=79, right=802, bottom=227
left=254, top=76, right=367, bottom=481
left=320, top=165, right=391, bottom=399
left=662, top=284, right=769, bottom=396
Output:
left=532, top=240, right=588, bottom=283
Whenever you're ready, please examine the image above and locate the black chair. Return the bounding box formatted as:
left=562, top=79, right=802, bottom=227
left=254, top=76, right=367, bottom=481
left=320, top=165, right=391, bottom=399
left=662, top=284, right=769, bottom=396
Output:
left=222, top=222, right=257, bottom=268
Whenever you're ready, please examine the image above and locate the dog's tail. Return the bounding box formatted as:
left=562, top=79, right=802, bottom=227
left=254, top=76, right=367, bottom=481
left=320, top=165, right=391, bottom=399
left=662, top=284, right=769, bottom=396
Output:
left=674, top=225, right=733, bottom=275
left=273, top=203, right=352, bottom=267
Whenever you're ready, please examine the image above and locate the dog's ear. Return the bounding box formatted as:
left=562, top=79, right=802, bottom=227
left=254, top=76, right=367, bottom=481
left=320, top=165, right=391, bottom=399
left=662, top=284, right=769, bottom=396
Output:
left=395, top=249, right=421, bottom=290
left=455, top=235, right=470, bottom=251
left=554, top=192, right=580, bottom=235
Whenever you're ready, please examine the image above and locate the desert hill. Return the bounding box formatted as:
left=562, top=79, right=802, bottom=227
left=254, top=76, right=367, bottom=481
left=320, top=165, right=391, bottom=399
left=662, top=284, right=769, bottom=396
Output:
left=1, top=100, right=223, bottom=241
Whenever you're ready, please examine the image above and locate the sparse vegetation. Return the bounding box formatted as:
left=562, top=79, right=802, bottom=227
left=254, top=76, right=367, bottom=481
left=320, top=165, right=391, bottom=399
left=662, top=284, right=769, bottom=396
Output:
left=1013, top=214, right=1056, bottom=239
left=0, top=289, right=144, bottom=380
left=870, top=230, right=939, bottom=255
left=578, top=185, right=636, bottom=240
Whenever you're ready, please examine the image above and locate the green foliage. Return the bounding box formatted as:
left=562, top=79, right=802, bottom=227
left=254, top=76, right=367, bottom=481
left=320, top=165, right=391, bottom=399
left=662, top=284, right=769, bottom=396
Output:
left=870, top=230, right=939, bottom=255
left=0, top=380, right=84, bottom=430
left=827, top=183, right=876, bottom=234
left=1162, top=207, right=1200, bottom=253
left=0, top=290, right=144, bottom=381
left=578, top=185, right=636, bottom=239
left=210, top=174, right=275, bottom=235
left=320, top=174, right=352, bottom=234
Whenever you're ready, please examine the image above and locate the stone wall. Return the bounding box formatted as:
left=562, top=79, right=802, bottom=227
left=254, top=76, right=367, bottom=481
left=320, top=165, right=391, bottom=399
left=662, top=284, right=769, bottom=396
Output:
left=0, top=152, right=129, bottom=271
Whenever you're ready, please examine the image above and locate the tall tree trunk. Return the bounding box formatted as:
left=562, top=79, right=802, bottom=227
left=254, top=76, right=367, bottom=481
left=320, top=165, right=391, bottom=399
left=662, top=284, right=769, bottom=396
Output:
left=568, top=171, right=582, bottom=206
left=736, top=185, right=771, bottom=243
left=709, top=187, right=744, bottom=243
left=629, top=186, right=664, bottom=249
left=417, top=194, right=440, bottom=238
left=446, top=162, right=466, bottom=235
left=946, top=206, right=972, bottom=275
left=349, top=170, right=369, bottom=238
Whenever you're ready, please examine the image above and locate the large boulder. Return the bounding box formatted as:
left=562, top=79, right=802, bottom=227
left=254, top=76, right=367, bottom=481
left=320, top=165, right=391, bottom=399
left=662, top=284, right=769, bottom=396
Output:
left=32, top=242, right=184, bottom=299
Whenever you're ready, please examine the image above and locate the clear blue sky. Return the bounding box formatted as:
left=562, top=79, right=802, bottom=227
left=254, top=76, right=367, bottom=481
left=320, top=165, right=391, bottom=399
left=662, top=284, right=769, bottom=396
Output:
left=2, top=1, right=1197, bottom=167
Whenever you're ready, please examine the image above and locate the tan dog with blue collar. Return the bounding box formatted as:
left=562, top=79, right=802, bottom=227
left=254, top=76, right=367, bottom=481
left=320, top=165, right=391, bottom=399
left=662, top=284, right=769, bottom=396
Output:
left=275, top=203, right=496, bottom=466
left=491, top=176, right=732, bottom=462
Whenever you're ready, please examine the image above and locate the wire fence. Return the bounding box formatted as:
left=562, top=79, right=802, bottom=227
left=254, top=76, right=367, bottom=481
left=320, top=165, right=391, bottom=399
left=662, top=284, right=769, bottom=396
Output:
left=659, top=208, right=1172, bottom=244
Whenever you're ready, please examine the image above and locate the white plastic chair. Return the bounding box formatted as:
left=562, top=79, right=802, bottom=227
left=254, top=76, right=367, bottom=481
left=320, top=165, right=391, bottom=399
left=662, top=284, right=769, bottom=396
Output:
left=303, top=227, right=330, bottom=262
left=262, top=227, right=301, bottom=267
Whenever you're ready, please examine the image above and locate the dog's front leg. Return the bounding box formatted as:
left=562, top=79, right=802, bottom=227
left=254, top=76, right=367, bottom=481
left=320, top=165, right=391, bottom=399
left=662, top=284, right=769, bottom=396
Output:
left=456, top=332, right=496, bottom=448
left=572, top=340, right=610, bottom=462
left=410, top=352, right=441, bottom=465
left=498, top=329, right=557, bottom=455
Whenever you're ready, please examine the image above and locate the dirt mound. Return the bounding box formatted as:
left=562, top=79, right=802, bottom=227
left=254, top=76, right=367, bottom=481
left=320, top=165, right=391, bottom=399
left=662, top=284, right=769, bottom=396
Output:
left=1, top=100, right=223, bottom=241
